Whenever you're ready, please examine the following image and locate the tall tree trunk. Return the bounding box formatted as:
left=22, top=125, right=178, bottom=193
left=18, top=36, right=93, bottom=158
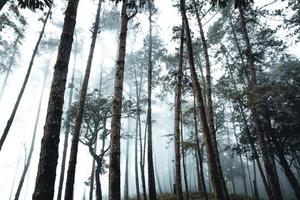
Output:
left=237, top=4, right=283, bottom=200
left=0, top=9, right=50, bottom=151
left=134, top=103, right=141, bottom=200
left=179, top=1, right=228, bottom=199
left=173, top=18, right=184, bottom=200
left=64, top=0, right=102, bottom=199
left=95, top=165, right=102, bottom=200
left=146, top=1, right=157, bottom=200
left=32, top=0, right=80, bottom=197
left=108, top=1, right=136, bottom=200
left=193, top=97, right=208, bottom=200
left=124, top=134, right=130, bottom=200
left=180, top=109, right=189, bottom=200
left=0, top=36, right=20, bottom=100
left=56, top=36, right=77, bottom=200
left=245, top=155, right=255, bottom=198
left=193, top=2, right=229, bottom=197
left=14, top=71, right=48, bottom=200
left=89, top=150, right=96, bottom=200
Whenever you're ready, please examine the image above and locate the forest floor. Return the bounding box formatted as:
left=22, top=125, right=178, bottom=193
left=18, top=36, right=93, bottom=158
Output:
left=155, top=192, right=254, bottom=200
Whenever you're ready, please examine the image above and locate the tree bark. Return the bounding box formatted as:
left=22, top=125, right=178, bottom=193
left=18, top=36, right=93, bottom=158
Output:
left=180, top=109, right=189, bottom=200
left=179, top=1, right=228, bottom=199
left=14, top=71, right=48, bottom=200
left=0, top=0, right=8, bottom=11
left=173, top=18, right=184, bottom=200
left=95, top=165, right=102, bottom=200
left=64, top=0, right=102, bottom=199
left=147, top=1, right=157, bottom=200
left=32, top=0, right=80, bottom=197
left=0, top=9, right=50, bottom=151
left=108, top=1, right=135, bottom=200
left=56, top=36, right=77, bottom=200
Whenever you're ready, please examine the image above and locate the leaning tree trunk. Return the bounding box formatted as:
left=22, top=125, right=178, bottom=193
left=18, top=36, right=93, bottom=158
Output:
left=193, top=2, right=229, bottom=198
left=32, top=0, right=81, bottom=198
left=237, top=4, right=283, bottom=200
left=14, top=71, right=48, bottom=200
left=146, top=1, right=157, bottom=200
left=0, top=8, right=50, bottom=151
left=0, top=36, right=20, bottom=100
left=108, top=1, right=136, bottom=200
left=64, top=0, right=102, bottom=199
left=193, top=97, right=208, bottom=200
left=173, top=18, right=184, bottom=200
left=56, top=36, right=77, bottom=200
left=179, top=0, right=228, bottom=199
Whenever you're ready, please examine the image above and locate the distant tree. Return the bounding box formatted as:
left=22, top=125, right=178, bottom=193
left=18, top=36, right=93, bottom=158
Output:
left=0, top=0, right=52, bottom=11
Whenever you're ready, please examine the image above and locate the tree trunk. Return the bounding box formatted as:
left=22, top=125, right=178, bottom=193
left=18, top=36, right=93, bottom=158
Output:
left=0, top=36, right=20, bottom=100
left=147, top=1, right=157, bottom=200
left=32, top=0, right=80, bottom=197
left=56, top=36, right=77, bottom=200
left=179, top=1, right=228, bottom=199
left=173, top=18, right=184, bottom=200
left=124, top=135, right=129, bottom=200
left=193, top=97, right=208, bottom=200
left=95, top=165, right=102, bottom=200
left=14, top=71, right=48, bottom=200
left=237, top=4, right=283, bottom=200
left=245, top=156, right=255, bottom=198
left=0, top=8, right=50, bottom=151
left=89, top=154, right=96, bottom=200
left=193, top=2, right=229, bottom=197
left=109, top=1, right=135, bottom=200
left=180, top=109, right=189, bottom=200
left=64, top=1, right=102, bottom=198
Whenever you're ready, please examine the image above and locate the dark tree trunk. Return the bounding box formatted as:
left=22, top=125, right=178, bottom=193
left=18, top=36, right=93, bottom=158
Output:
left=179, top=1, right=228, bottom=199
left=245, top=155, right=255, bottom=198
left=108, top=1, right=135, bottom=200
left=193, top=2, right=229, bottom=197
left=0, top=36, right=20, bottom=100
left=0, top=9, right=50, bottom=151
left=173, top=18, right=184, bottom=200
left=14, top=71, right=48, bottom=200
left=237, top=4, right=283, bottom=200
left=32, top=0, right=80, bottom=197
left=193, top=97, right=208, bottom=200
left=56, top=37, right=77, bottom=200
left=95, top=165, right=102, bottom=200
left=64, top=0, right=102, bottom=198
left=146, top=1, right=157, bottom=200
left=124, top=135, right=129, bottom=200
left=180, top=110, right=189, bottom=200
left=89, top=152, right=96, bottom=200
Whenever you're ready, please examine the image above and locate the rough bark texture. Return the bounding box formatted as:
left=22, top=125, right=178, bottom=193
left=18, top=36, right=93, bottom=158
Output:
left=173, top=20, right=184, bottom=200
left=109, top=1, right=135, bottom=200
left=64, top=0, right=102, bottom=199
left=56, top=38, right=77, bottom=200
left=237, top=4, right=283, bottom=200
left=0, top=9, right=50, bottom=151
left=32, top=3, right=79, bottom=198
left=147, top=1, right=157, bottom=200
left=179, top=0, right=228, bottom=199
left=14, top=71, right=48, bottom=200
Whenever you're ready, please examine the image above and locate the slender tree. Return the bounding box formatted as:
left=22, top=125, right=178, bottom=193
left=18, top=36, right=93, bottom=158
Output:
left=32, top=0, right=81, bottom=198
left=14, top=68, right=48, bottom=200
left=0, top=8, right=50, bottom=151
left=108, top=1, right=137, bottom=200
left=64, top=0, right=102, bottom=198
